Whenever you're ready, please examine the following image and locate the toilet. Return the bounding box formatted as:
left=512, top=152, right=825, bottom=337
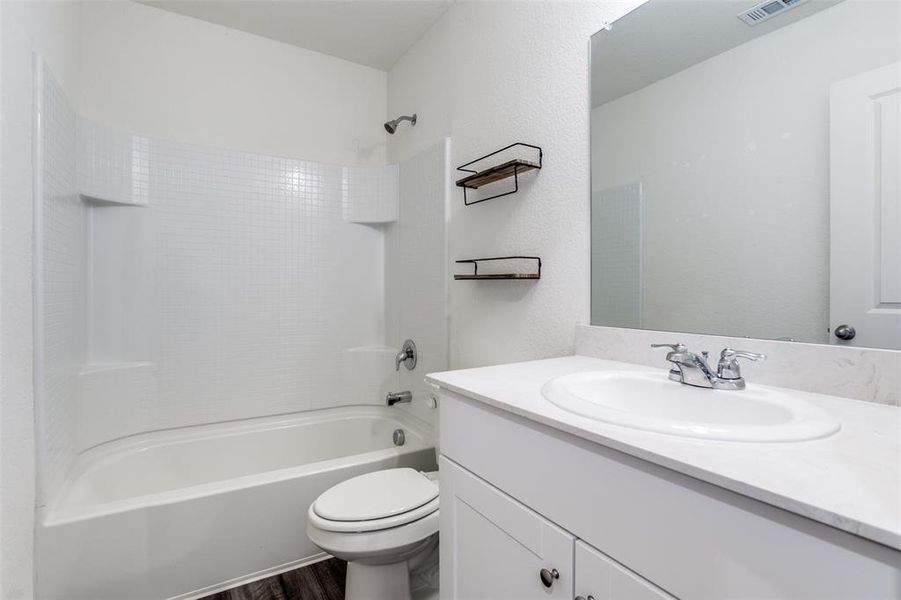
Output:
left=306, top=467, right=440, bottom=600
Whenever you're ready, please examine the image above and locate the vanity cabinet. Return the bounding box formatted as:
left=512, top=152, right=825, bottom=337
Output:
left=440, top=456, right=674, bottom=600
left=438, top=391, right=901, bottom=600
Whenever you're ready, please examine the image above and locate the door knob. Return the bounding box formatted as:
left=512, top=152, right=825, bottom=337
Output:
left=539, top=567, right=559, bottom=588
left=834, top=324, right=856, bottom=340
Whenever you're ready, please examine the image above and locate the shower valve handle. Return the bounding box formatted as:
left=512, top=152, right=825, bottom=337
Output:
left=395, top=339, right=417, bottom=371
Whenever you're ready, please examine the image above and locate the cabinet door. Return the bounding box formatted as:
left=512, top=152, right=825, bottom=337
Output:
left=575, top=541, right=675, bottom=600
left=439, top=456, right=574, bottom=600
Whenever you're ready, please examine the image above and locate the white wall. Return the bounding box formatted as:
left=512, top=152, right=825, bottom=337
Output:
left=1, top=3, right=82, bottom=597
left=591, top=0, right=900, bottom=343
left=79, top=1, right=388, bottom=166
left=35, top=62, right=86, bottom=517
left=388, top=1, right=646, bottom=369
left=386, top=16, right=451, bottom=165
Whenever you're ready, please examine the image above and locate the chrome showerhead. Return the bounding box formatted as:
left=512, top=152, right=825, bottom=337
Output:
left=384, top=114, right=417, bottom=134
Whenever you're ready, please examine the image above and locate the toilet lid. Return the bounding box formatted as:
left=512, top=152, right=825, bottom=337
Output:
left=312, top=468, right=438, bottom=522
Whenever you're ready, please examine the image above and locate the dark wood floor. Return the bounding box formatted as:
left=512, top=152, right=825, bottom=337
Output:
left=202, top=558, right=346, bottom=600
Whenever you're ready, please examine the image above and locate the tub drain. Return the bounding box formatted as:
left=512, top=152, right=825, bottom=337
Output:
left=393, top=428, right=406, bottom=446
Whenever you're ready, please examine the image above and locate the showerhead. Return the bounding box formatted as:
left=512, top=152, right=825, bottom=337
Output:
left=384, top=114, right=417, bottom=134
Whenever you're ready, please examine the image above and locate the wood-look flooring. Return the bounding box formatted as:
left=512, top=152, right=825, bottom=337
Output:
left=202, top=558, right=346, bottom=600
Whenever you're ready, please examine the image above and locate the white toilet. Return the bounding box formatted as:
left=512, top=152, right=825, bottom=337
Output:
left=306, top=467, right=440, bottom=600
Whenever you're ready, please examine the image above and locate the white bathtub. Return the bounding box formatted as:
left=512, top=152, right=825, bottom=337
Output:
left=36, top=406, right=437, bottom=600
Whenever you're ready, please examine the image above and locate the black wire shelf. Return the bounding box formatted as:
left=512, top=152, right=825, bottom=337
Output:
left=454, top=256, right=542, bottom=281
left=456, top=143, right=542, bottom=206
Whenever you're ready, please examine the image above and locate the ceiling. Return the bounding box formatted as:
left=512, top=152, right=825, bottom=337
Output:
left=138, top=0, right=453, bottom=70
left=591, top=0, right=842, bottom=107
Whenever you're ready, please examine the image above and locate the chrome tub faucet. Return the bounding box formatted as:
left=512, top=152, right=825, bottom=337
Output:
left=386, top=391, right=413, bottom=406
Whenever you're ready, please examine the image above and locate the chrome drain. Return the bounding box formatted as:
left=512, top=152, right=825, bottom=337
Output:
left=393, top=428, right=406, bottom=446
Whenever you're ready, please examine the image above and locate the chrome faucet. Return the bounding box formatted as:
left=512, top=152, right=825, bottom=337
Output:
left=386, top=391, right=412, bottom=406
left=395, top=339, right=417, bottom=371
left=651, top=343, right=765, bottom=390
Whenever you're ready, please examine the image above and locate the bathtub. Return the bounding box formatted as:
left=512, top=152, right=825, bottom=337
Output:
left=36, top=406, right=437, bottom=600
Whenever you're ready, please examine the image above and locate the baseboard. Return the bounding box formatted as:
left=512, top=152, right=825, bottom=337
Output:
left=168, top=553, right=332, bottom=600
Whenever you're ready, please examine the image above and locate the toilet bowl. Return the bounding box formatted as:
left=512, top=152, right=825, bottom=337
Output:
left=306, top=467, right=439, bottom=600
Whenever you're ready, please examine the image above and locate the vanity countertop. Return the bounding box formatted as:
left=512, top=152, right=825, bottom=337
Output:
left=426, top=355, right=901, bottom=551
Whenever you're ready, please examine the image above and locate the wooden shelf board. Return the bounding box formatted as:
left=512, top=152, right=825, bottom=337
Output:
left=454, top=273, right=541, bottom=280
left=455, top=159, right=541, bottom=189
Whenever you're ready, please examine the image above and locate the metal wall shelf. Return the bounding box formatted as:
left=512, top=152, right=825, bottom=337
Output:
left=454, top=256, right=542, bottom=281
left=456, top=143, right=542, bottom=206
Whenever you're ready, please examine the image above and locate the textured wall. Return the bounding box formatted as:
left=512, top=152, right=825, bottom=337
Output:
left=387, top=1, right=646, bottom=369
left=591, top=0, right=901, bottom=343
left=79, top=0, right=388, bottom=166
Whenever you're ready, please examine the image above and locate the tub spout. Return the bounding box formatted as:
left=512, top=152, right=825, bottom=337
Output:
left=386, top=391, right=412, bottom=406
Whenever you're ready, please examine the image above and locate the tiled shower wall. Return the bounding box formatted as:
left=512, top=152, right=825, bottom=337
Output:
left=37, top=65, right=446, bottom=506
left=79, top=120, right=393, bottom=443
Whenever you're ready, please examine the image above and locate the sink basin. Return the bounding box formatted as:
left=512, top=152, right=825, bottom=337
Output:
left=541, top=371, right=840, bottom=442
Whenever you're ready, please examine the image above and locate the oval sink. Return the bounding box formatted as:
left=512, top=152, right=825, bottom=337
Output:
left=541, top=371, right=840, bottom=442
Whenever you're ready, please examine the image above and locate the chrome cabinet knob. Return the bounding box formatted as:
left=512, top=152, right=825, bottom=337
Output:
left=539, top=567, right=559, bottom=588
left=834, top=324, right=856, bottom=340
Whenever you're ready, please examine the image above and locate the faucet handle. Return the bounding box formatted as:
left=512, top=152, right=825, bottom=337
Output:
left=395, top=339, right=417, bottom=371
left=650, top=343, right=687, bottom=352
left=717, top=348, right=766, bottom=380
left=651, top=343, right=689, bottom=382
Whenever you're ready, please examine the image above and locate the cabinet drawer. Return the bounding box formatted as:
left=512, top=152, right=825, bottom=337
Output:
left=576, top=540, right=674, bottom=600
left=439, top=456, right=574, bottom=600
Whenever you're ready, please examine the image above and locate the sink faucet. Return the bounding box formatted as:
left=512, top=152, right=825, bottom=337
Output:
left=651, top=343, right=765, bottom=390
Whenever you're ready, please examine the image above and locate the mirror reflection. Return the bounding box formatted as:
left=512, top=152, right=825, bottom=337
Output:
left=590, top=0, right=901, bottom=350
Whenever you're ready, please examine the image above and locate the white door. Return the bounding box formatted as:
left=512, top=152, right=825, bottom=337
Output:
left=830, top=61, right=901, bottom=349
left=574, top=540, right=674, bottom=600
left=439, top=456, right=574, bottom=600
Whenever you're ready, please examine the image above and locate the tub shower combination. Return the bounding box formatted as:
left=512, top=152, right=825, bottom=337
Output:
left=33, top=59, right=447, bottom=599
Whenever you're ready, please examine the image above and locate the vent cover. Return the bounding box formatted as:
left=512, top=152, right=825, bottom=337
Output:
left=738, top=0, right=809, bottom=25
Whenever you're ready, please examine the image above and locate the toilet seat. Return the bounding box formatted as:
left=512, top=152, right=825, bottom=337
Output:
left=310, top=468, right=439, bottom=533
left=306, top=508, right=439, bottom=565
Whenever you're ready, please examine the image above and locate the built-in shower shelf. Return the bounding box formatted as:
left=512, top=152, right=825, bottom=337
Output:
left=79, top=192, right=147, bottom=207
left=456, top=143, right=542, bottom=205
left=454, top=256, right=542, bottom=280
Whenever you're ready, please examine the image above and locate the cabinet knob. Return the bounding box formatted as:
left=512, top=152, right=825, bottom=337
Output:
left=539, top=568, right=559, bottom=588
left=575, top=596, right=596, bottom=600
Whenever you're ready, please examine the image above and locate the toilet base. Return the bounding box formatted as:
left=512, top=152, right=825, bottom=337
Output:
left=346, top=561, right=411, bottom=600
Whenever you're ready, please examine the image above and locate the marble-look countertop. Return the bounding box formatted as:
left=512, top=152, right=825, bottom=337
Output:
left=426, top=355, right=901, bottom=551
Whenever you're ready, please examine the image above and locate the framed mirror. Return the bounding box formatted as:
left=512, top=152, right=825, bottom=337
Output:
left=590, top=0, right=901, bottom=350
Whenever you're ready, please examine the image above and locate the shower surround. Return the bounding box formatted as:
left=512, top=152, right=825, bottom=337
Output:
left=34, top=59, right=449, bottom=598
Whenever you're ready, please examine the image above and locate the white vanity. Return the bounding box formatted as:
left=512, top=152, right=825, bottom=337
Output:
left=427, top=356, right=900, bottom=600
